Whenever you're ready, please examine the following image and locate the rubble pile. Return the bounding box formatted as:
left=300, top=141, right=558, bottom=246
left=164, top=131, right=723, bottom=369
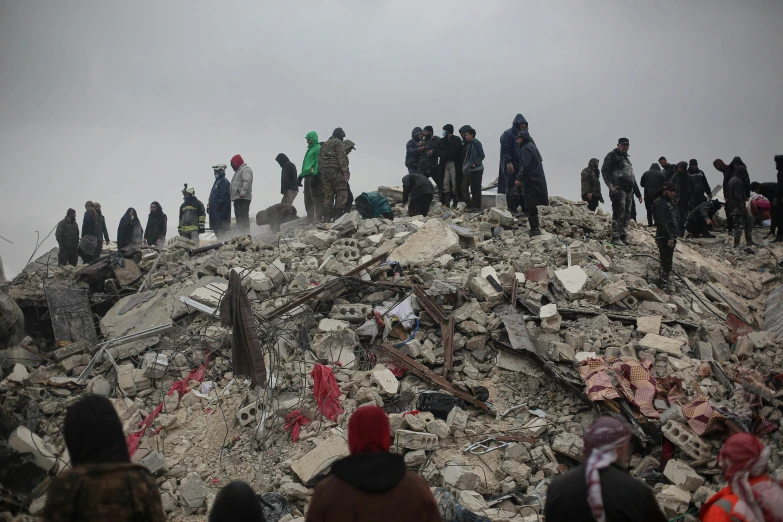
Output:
left=2, top=193, right=783, bottom=522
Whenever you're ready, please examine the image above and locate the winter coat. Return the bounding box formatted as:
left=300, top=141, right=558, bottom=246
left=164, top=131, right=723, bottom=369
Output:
left=462, top=139, right=485, bottom=173
left=301, top=131, right=321, bottom=177
left=417, top=135, right=440, bottom=176
left=499, top=114, right=528, bottom=193
left=663, top=163, right=678, bottom=182
left=725, top=173, right=748, bottom=214
left=56, top=217, right=80, bottom=250
left=320, top=136, right=350, bottom=177
left=144, top=205, right=167, bottom=245
left=672, top=163, right=693, bottom=205
left=581, top=158, right=604, bottom=202
left=544, top=463, right=666, bottom=522
left=640, top=163, right=665, bottom=201
left=179, top=196, right=206, bottom=235
left=654, top=194, right=678, bottom=241
left=230, top=162, right=253, bottom=202
left=755, top=181, right=777, bottom=202
left=96, top=212, right=110, bottom=242
left=304, top=453, right=440, bottom=522
left=402, top=174, right=434, bottom=204
left=699, top=475, right=776, bottom=522
left=208, top=172, right=231, bottom=225
left=116, top=209, right=144, bottom=249
left=355, top=192, right=393, bottom=220
left=686, top=201, right=718, bottom=229
left=688, top=168, right=712, bottom=206
left=726, top=157, right=751, bottom=199
left=515, top=138, right=549, bottom=209
left=405, top=127, right=423, bottom=174
left=601, top=148, right=636, bottom=188
left=275, top=154, right=299, bottom=194
left=439, top=134, right=463, bottom=164
left=82, top=209, right=98, bottom=238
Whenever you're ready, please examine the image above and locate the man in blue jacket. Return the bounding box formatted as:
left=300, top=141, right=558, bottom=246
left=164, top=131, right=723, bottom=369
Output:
left=208, top=164, right=232, bottom=240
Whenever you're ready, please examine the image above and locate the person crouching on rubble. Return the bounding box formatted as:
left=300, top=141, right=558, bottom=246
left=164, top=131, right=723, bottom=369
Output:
left=700, top=433, right=783, bottom=522
left=654, top=181, right=678, bottom=288
left=544, top=416, right=666, bottom=522
left=305, top=405, right=441, bottom=522
left=256, top=202, right=298, bottom=233
left=179, top=184, right=206, bottom=246
left=401, top=172, right=435, bottom=217
left=210, top=480, right=266, bottom=522
left=685, top=199, right=722, bottom=239
left=43, top=395, right=165, bottom=522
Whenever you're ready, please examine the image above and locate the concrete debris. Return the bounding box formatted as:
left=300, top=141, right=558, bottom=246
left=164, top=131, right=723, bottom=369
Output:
left=4, top=193, right=783, bottom=519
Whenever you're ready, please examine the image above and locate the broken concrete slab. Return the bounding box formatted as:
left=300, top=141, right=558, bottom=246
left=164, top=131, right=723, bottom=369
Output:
left=9, top=426, right=57, bottom=471
left=291, top=436, right=349, bottom=484
left=390, top=218, right=460, bottom=265
left=539, top=304, right=562, bottom=333
left=179, top=472, right=209, bottom=515
left=443, top=465, right=480, bottom=490
left=370, top=364, right=399, bottom=395
left=552, top=432, right=584, bottom=461
left=395, top=430, right=438, bottom=450
left=657, top=485, right=691, bottom=517
left=554, top=265, right=588, bottom=299
left=600, top=281, right=630, bottom=304
left=638, top=333, right=684, bottom=357
left=312, top=329, right=358, bottom=368
left=636, top=315, right=662, bottom=335
left=663, top=459, right=704, bottom=492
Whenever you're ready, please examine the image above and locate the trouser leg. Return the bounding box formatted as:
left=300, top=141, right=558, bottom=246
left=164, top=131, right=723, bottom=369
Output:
left=234, top=200, right=250, bottom=236
left=281, top=189, right=298, bottom=205
left=645, top=199, right=655, bottom=226
left=777, top=203, right=783, bottom=238
left=656, top=238, right=674, bottom=286
left=304, top=179, right=314, bottom=219
left=58, top=248, right=68, bottom=266
left=461, top=170, right=472, bottom=206
left=443, top=162, right=456, bottom=205
left=332, top=176, right=348, bottom=221
left=744, top=210, right=754, bottom=244
left=68, top=249, right=78, bottom=266
left=528, top=205, right=541, bottom=236
left=321, top=170, right=337, bottom=222
left=610, top=189, right=627, bottom=239
left=726, top=213, right=734, bottom=232
left=621, top=188, right=633, bottom=238
left=733, top=210, right=744, bottom=245
left=470, top=170, right=483, bottom=209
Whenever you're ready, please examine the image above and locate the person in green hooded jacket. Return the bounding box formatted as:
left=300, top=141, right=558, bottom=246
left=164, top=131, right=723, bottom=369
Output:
left=300, top=131, right=323, bottom=222
left=355, top=192, right=393, bottom=220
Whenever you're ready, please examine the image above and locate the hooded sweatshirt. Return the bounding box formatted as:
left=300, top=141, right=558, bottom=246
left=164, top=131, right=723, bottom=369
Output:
left=640, top=163, right=665, bottom=200
left=301, top=131, right=321, bottom=177
left=581, top=158, right=603, bottom=201
left=672, top=162, right=693, bottom=204
left=56, top=213, right=80, bottom=250
left=276, top=153, right=299, bottom=194
left=405, top=127, right=423, bottom=173
left=116, top=208, right=144, bottom=249
left=144, top=202, right=167, bottom=245
left=229, top=154, right=253, bottom=201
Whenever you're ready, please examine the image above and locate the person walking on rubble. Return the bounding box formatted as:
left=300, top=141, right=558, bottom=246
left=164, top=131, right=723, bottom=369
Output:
left=300, top=131, right=323, bottom=222
left=654, top=181, right=678, bottom=288
left=581, top=158, right=604, bottom=212
left=320, top=127, right=351, bottom=222
left=725, top=157, right=755, bottom=248
left=514, top=130, right=549, bottom=237
left=43, top=395, right=165, bottom=522
left=93, top=202, right=110, bottom=259
left=178, top=184, right=206, bottom=246
left=276, top=153, right=299, bottom=205
left=602, top=138, right=639, bottom=246
left=640, top=163, right=665, bottom=226
left=499, top=114, right=528, bottom=196
left=116, top=208, right=143, bottom=249
left=418, top=125, right=442, bottom=202
left=671, top=162, right=693, bottom=237
left=230, top=154, right=253, bottom=236
left=305, top=405, right=441, bottom=522
left=439, top=124, right=463, bottom=208
left=144, top=201, right=167, bottom=247
left=208, top=164, right=232, bottom=240
left=402, top=172, right=435, bottom=217
left=56, top=208, right=79, bottom=266
left=686, top=199, right=722, bottom=238
left=463, top=127, right=485, bottom=210
left=209, top=481, right=267, bottom=522
left=700, top=433, right=783, bottom=522
left=78, top=200, right=99, bottom=264
left=544, top=416, right=667, bottom=522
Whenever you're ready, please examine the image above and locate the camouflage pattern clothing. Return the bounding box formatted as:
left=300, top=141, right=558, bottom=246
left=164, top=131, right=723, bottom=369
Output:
left=319, top=136, right=351, bottom=222
left=43, top=463, right=165, bottom=522
left=610, top=186, right=634, bottom=241
left=319, top=136, right=350, bottom=177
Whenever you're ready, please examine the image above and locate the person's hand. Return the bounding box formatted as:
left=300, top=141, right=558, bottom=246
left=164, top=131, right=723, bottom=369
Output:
left=610, top=186, right=618, bottom=195
left=639, top=197, right=643, bottom=204
left=587, top=193, right=593, bottom=201
left=668, top=239, right=675, bottom=248
left=515, top=180, right=521, bottom=187
left=105, top=240, right=110, bottom=245
left=506, top=163, right=514, bottom=175
left=311, top=167, right=314, bottom=173
left=472, top=163, right=477, bottom=168
left=345, top=173, right=350, bottom=181
left=427, top=150, right=433, bottom=156
left=297, top=176, right=303, bottom=187
left=706, top=219, right=712, bottom=225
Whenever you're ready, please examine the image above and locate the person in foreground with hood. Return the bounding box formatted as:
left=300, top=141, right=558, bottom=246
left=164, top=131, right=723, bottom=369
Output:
left=43, top=395, right=165, bottom=522
left=654, top=182, right=678, bottom=288
left=230, top=154, right=253, bottom=236
left=276, top=153, right=299, bottom=205
left=514, top=130, right=548, bottom=237
left=544, top=416, right=666, bottom=522
left=144, top=201, right=167, bottom=247
left=300, top=131, right=323, bottom=222
left=116, top=208, right=144, bottom=249
left=700, top=433, right=783, bottom=522
left=56, top=208, right=79, bottom=266
left=304, top=405, right=440, bottom=522
left=179, top=184, right=206, bottom=246
left=775, top=155, right=783, bottom=242
left=78, top=200, right=99, bottom=263
left=405, top=127, right=424, bottom=175
left=499, top=113, right=528, bottom=195
left=686, top=199, right=722, bottom=238
left=672, top=161, right=693, bottom=237
left=320, top=128, right=351, bottom=222
left=725, top=157, right=755, bottom=247
left=639, top=163, right=665, bottom=225
left=581, top=158, right=604, bottom=212
left=463, top=128, right=485, bottom=210
left=209, top=480, right=266, bottom=522
left=93, top=202, right=111, bottom=259
left=209, top=164, right=232, bottom=240
left=602, top=138, right=639, bottom=246
left=402, top=172, right=435, bottom=217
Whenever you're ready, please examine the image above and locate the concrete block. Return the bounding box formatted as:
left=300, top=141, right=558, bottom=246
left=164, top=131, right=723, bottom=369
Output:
left=638, top=334, right=684, bottom=357
left=6, top=363, right=29, bottom=382
left=488, top=207, right=515, bottom=226
left=312, top=329, right=359, bottom=368
left=236, top=401, right=261, bottom=426
left=117, top=363, right=151, bottom=397
left=179, top=472, right=208, bottom=514
left=539, top=304, right=562, bottom=333
left=332, top=211, right=361, bottom=235
left=141, top=352, right=169, bottom=379
left=370, top=364, right=399, bottom=395
left=189, top=283, right=228, bottom=307
left=592, top=251, right=612, bottom=268
left=329, top=303, right=373, bottom=323
left=552, top=432, right=584, bottom=461
left=458, top=491, right=488, bottom=512
left=426, top=419, right=451, bottom=439
left=404, top=449, right=427, bottom=467
left=139, top=451, right=167, bottom=474
left=501, top=460, right=532, bottom=483
left=279, top=480, right=310, bottom=501
left=663, top=459, right=705, bottom=492
left=395, top=429, right=438, bottom=450
left=657, top=485, right=691, bottom=517
left=636, top=315, right=662, bottom=335
left=301, top=229, right=339, bottom=249
left=9, top=426, right=57, bottom=470
left=467, top=266, right=504, bottom=302
left=391, top=219, right=460, bottom=265
left=443, top=465, right=480, bottom=490
left=446, top=407, right=468, bottom=433
left=291, top=436, right=349, bottom=484
left=621, top=295, right=638, bottom=310
left=600, top=281, right=630, bottom=304
left=554, top=265, right=588, bottom=299
left=662, top=420, right=712, bottom=460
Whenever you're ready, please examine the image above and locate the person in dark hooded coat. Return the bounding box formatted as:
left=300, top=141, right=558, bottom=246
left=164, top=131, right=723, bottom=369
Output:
left=402, top=173, right=435, bottom=217
left=116, top=208, right=144, bottom=249
left=143, top=201, right=167, bottom=247
left=304, top=406, right=440, bottom=522
left=640, top=163, right=665, bottom=226
left=43, top=395, right=165, bottom=522
left=458, top=125, right=474, bottom=206
left=209, top=481, right=265, bottom=522
left=581, top=158, right=604, bottom=212
left=209, top=164, right=232, bottom=240
left=276, top=153, right=299, bottom=204
left=514, top=130, right=549, bottom=236
left=725, top=158, right=755, bottom=247
left=499, top=114, right=528, bottom=194
left=687, top=159, right=713, bottom=207
left=713, top=158, right=733, bottom=232
left=685, top=199, right=722, bottom=238
left=405, top=127, right=423, bottom=175
left=56, top=208, right=80, bottom=266
left=671, top=162, right=692, bottom=236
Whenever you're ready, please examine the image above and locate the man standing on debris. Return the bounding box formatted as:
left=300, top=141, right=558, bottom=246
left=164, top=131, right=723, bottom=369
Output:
left=459, top=125, right=474, bottom=207
left=256, top=202, right=298, bottom=233
left=685, top=199, right=722, bottom=238
left=700, top=433, right=783, bottom=522
left=418, top=125, right=442, bottom=202
left=178, top=185, right=206, bottom=246
left=499, top=114, right=528, bottom=195
left=56, top=208, right=79, bottom=266
left=305, top=405, right=441, bottom=522
left=671, top=162, right=693, bottom=237
left=405, top=127, right=424, bottom=175
left=116, top=208, right=144, bottom=249
left=601, top=138, right=638, bottom=246
left=144, top=202, right=167, bottom=247
left=514, top=130, right=549, bottom=237
left=43, top=395, right=165, bottom=522
left=659, top=156, right=677, bottom=181
left=463, top=128, right=485, bottom=210
left=581, top=158, right=604, bottom=212
left=230, top=154, right=253, bottom=236
left=208, top=164, right=232, bottom=240
left=654, top=181, right=678, bottom=287
left=320, top=128, right=351, bottom=222
left=93, top=202, right=110, bottom=259
left=688, top=159, right=713, bottom=208
left=725, top=158, right=755, bottom=247
left=275, top=153, right=299, bottom=205
left=300, top=131, right=323, bottom=222
left=439, top=124, right=462, bottom=208
left=402, top=172, right=435, bottom=217
left=544, top=416, right=667, bottom=522
left=78, top=201, right=99, bottom=264
left=640, top=163, right=665, bottom=226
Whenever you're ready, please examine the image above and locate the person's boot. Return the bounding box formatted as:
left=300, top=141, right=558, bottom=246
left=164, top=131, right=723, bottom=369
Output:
left=610, top=237, right=627, bottom=247
left=529, top=215, right=542, bottom=237
left=621, top=236, right=634, bottom=246
left=734, top=236, right=741, bottom=248
left=745, top=229, right=756, bottom=246
left=774, top=235, right=783, bottom=243
left=702, top=231, right=716, bottom=238
left=442, top=194, right=451, bottom=209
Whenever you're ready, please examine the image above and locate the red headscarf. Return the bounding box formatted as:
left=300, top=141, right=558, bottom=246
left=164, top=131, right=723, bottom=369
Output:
left=230, top=154, right=244, bottom=172
left=348, top=405, right=390, bottom=455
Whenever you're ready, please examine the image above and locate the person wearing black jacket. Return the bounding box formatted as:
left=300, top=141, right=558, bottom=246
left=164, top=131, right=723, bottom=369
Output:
left=725, top=159, right=754, bottom=247
left=654, top=182, right=678, bottom=288
left=640, top=163, right=665, bottom=226
left=402, top=173, right=434, bottom=217
left=672, top=162, right=692, bottom=237
left=775, top=154, right=783, bottom=242
left=458, top=125, right=473, bottom=207
left=659, top=156, right=677, bottom=181
left=750, top=181, right=778, bottom=236
left=276, top=153, right=299, bottom=205
left=144, top=202, right=167, bottom=247
left=116, top=208, right=144, bottom=249
left=688, top=159, right=712, bottom=207
left=439, top=124, right=463, bottom=208
left=685, top=199, right=722, bottom=238
left=56, top=209, right=80, bottom=266
left=93, top=202, right=111, bottom=260
left=78, top=201, right=99, bottom=264
left=580, top=158, right=604, bottom=212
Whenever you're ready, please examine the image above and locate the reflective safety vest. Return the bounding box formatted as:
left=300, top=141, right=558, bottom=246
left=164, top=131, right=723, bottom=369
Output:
left=179, top=197, right=206, bottom=234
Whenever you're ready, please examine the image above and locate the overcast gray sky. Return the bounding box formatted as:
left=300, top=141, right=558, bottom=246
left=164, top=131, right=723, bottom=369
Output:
left=1, top=0, right=782, bottom=276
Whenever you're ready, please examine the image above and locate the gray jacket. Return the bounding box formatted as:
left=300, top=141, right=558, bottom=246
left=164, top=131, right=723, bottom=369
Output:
left=230, top=164, right=253, bottom=202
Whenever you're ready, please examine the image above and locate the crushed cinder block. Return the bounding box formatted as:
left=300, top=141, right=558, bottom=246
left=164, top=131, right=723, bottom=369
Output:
left=447, top=407, right=468, bottom=433
left=458, top=490, right=488, bottom=512
left=638, top=333, right=684, bottom=357
left=179, top=472, right=208, bottom=515
left=443, top=465, right=480, bottom=490
left=139, top=451, right=167, bottom=474
left=552, top=432, right=584, bottom=461
left=554, top=265, right=588, bottom=299
left=600, top=281, right=630, bottom=304
left=657, top=485, right=691, bottom=517
left=9, top=426, right=58, bottom=470
left=539, top=304, right=562, bottom=333
left=291, top=436, right=349, bottom=484
left=141, top=352, right=169, bottom=379
left=663, top=459, right=704, bottom=492
left=189, top=283, right=228, bottom=307
left=370, top=364, right=399, bottom=395
left=117, top=363, right=152, bottom=396
left=662, top=420, right=712, bottom=460
left=636, top=315, right=662, bottom=335
left=488, top=207, right=515, bottom=226
left=236, top=401, right=261, bottom=426
left=395, top=429, right=438, bottom=450
left=312, top=329, right=358, bottom=368
left=467, top=266, right=504, bottom=302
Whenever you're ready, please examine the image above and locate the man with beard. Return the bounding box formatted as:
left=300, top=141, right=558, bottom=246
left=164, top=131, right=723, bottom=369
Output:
left=56, top=208, right=79, bottom=266
left=417, top=126, right=441, bottom=202
left=639, top=163, right=665, bottom=226
left=581, top=158, right=604, bottom=212
left=601, top=138, right=637, bottom=246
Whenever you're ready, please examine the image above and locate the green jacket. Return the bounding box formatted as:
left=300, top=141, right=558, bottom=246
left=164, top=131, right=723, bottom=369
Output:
left=356, top=192, right=393, bottom=219
left=300, top=131, right=321, bottom=177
